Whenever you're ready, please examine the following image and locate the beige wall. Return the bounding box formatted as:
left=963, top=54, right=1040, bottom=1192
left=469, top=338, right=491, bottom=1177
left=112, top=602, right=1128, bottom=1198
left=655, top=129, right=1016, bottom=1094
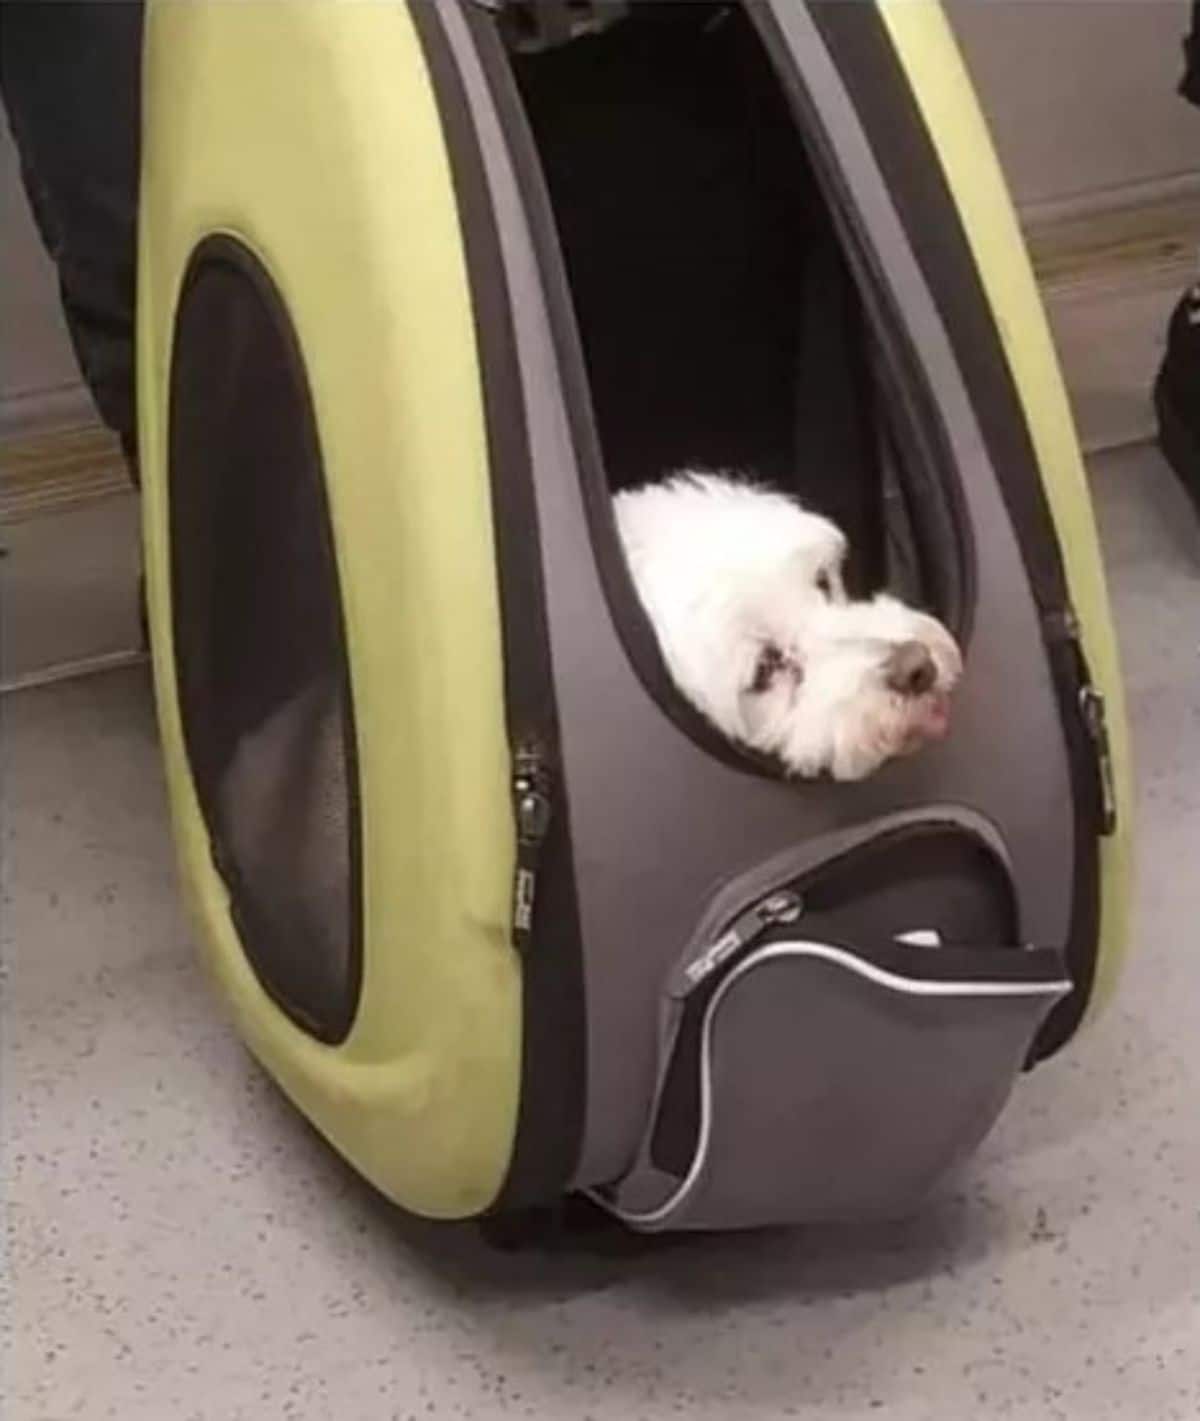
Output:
left=1, top=120, right=86, bottom=423
left=946, top=0, right=1199, bottom=220
left=2, top=1, right=1199, bottom=419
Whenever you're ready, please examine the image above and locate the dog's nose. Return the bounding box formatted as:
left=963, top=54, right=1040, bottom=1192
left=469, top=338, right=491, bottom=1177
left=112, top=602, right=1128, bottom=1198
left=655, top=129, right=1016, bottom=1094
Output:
left=885, top=640, right=938, bottom=698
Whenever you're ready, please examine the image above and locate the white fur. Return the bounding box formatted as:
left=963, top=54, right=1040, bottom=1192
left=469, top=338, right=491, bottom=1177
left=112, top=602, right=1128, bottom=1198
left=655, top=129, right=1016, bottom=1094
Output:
left=614, top=472, right=962, bottom=780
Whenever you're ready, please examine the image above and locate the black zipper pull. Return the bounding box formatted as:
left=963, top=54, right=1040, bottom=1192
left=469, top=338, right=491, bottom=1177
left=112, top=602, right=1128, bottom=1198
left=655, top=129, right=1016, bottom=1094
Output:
left=512, top=742, right=553, bottom=953
left=675, top=889, right=804, bottom=997
left=1045, top=607, right=1117, bottom=837
left=1079, top=684, right=1117, bottom=836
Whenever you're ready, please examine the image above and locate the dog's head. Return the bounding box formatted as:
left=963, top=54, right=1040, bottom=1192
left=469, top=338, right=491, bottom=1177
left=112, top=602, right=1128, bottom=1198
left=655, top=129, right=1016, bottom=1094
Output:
left=720, top=517, right=962, bottom=781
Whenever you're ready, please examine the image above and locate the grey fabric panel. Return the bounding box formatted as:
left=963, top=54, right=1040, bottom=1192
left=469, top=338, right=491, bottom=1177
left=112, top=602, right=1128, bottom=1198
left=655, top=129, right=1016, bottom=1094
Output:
left=437, top=1, right=1075, bottom=1189
left=662, top=804, right=1011, bottom=997
left=607, top=945, right=1068, bottom=1231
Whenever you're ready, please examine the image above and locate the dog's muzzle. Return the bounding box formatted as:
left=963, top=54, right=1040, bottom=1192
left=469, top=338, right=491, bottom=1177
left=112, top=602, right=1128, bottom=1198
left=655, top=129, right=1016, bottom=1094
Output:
left=883, top=640, right=939, bottom=699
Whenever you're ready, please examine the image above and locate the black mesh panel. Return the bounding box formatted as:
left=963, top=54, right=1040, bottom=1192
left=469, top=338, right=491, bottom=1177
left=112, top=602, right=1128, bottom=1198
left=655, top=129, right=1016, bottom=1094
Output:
left=168, top=236, right=362, bottom=1043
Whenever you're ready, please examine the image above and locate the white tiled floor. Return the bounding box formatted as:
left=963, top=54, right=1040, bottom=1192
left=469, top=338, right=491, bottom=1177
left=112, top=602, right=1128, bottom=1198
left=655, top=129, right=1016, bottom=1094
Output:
left=4, top=446, right=1200, bottom=1420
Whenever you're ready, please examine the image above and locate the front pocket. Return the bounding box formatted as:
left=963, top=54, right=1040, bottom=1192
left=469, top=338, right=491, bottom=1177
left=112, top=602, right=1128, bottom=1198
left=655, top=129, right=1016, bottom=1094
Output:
left=600, top=936, right=1067, bottom=1232
left=592, top=816, right=1069, bottom=1231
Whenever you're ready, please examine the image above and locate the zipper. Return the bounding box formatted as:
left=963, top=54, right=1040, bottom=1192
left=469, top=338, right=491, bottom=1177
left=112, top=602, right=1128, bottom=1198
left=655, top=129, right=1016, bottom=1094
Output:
left=471, top=0, right=629, bottom=54
left=1078, top=684, right=1117, bottom=836
left=1045, top=608, right=1117, bottom=837
left=511, top=740, right=554, bottom=953
left=675, top=889, right=804, bottom=998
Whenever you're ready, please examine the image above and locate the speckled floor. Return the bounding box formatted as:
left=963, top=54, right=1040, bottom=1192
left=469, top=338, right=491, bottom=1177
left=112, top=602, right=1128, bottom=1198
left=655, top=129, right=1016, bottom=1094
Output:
left=4, top=444, right=1199, bottom=1421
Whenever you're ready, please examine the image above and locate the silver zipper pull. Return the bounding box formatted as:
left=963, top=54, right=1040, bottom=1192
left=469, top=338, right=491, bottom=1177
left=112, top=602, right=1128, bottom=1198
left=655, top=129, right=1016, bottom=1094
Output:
left=678, top=889, right=803, bottom=995
left=512, top=743, right=553, bottom=950
left=514, top=748, right=552, bottom=846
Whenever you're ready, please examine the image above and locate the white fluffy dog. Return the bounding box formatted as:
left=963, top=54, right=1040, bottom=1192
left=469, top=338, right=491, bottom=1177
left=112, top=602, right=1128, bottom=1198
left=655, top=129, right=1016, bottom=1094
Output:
left=614, top=472, right=962, bottom=781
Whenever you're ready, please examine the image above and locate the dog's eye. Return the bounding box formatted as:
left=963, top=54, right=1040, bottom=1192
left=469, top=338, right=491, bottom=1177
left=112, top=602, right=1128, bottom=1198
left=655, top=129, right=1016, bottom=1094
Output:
left=815, top=570, right=833, bottom=599
left=750, top=643, right=787, bottom=694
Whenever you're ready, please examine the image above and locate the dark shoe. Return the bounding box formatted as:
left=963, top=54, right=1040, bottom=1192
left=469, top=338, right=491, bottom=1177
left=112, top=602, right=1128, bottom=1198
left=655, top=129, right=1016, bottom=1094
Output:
left=1154, top=281, right=1200, bottom=518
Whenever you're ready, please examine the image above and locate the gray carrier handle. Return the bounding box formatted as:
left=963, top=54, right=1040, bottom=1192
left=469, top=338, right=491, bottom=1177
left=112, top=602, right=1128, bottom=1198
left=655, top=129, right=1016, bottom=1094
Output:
left=591, top=935, right=1069, bottom=1232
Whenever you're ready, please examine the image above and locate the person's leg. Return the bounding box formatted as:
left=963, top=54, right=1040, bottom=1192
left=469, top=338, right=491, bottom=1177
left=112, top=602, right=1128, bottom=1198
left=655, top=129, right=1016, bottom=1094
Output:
left=0, top=1, right=143, bottom=477
left=1153, top=0, right=1200, bottom=514
left=1156, top=279, right=1200, bottom=514
left=1183, top=0, right=1200, bottom=107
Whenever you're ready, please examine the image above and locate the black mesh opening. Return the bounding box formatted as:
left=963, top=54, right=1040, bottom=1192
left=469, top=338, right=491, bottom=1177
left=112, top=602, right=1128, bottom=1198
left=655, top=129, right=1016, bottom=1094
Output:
left=168, top=236, right=362, bottom=1044
left=504, top=1, right=963, bottom=613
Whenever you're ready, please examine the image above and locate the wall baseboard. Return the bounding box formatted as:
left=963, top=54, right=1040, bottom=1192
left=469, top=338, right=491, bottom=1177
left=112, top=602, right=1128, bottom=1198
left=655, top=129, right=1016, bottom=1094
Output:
left=1, top=397, right=140, bottom=691
left=2, top=418, right=130, bottom=523
left=2, top=648, right=147, bottom=697
left=1018, top=169, right=1200, bottom=239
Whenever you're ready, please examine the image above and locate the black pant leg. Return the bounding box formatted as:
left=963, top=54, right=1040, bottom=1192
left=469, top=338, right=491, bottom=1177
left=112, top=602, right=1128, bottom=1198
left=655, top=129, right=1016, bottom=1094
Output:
left=0, top=1, right=143, bottom=473
left=1180, top=1, right=1200, bottom=106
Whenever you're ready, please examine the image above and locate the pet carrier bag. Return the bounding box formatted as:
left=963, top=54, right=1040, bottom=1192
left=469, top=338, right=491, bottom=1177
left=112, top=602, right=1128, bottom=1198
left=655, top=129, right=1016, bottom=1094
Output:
left=138, top=0, right=1132, bottom=1230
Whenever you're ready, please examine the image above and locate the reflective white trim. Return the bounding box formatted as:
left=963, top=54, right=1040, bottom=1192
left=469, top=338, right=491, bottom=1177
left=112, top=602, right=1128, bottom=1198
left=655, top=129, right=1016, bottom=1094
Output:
left=597, top=939, right=1069, bottom=1229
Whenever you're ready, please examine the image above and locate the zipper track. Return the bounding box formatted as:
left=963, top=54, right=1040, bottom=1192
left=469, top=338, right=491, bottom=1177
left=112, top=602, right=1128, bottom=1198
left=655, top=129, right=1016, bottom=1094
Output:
left=753, top=3, right=1112, bottom=1058
left=1044, top=608, right=1117, bottom=837
left=678, top=890, right=804, bottom=995
left=412, top=0, right=589, bottom=1211
left=669, top=817, right=1016, bottom=1002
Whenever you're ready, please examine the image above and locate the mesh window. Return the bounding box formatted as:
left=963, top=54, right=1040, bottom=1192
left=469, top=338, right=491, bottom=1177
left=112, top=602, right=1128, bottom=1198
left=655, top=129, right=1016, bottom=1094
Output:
left=168, top=236, right=362, bottom=1043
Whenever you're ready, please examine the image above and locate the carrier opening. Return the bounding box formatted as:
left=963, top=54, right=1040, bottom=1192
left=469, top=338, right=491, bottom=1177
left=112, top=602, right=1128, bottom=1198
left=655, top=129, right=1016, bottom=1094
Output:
left=499, top=0, right=966, bottom=622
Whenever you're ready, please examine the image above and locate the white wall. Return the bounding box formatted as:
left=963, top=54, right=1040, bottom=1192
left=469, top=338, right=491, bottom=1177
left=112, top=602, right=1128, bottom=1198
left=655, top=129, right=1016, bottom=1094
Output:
left=946, top=0, right=1200, bottom=222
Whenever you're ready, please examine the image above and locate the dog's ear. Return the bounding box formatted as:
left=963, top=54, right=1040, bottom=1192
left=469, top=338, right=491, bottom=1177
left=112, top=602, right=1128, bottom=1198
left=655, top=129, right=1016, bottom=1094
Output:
left=749, top=642, right=786, bottom=694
